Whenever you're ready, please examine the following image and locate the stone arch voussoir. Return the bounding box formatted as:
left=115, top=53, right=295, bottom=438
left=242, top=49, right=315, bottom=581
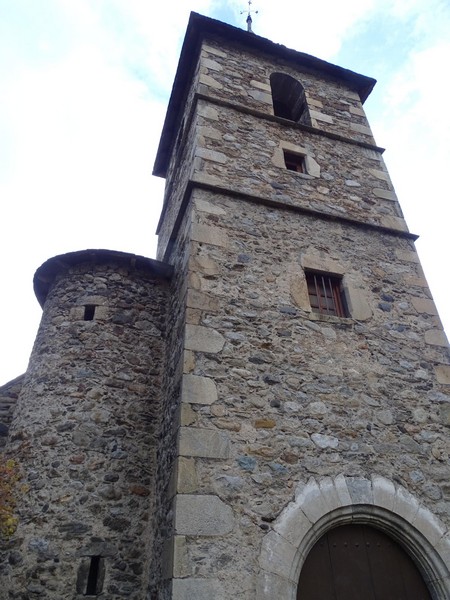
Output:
left=257, top=474, right=450, bottom=600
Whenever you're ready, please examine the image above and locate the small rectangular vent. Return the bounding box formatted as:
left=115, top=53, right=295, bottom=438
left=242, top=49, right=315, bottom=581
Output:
left=84, top=305, right=96, bottom=321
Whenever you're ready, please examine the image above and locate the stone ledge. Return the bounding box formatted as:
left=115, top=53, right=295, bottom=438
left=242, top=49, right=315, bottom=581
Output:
left=177, top=456, right=198, bottom=493
left=309, top=109, right=334, bottom=124
left=173, top=536, right=192, bottom=578
left=186, top=289, right=220, bottom=312
left=191, top=223, right=229, bottom=248
left=373, top=188, right=397, bottom=201
left=350, top=122, right=373, bottom=136
left=199, top=73, right=223, bottom=90
left=195, top=147, right=227, bottom=164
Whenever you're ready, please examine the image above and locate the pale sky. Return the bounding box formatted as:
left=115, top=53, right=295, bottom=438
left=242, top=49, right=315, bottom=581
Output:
left=0, top=0, right=449, bottom=384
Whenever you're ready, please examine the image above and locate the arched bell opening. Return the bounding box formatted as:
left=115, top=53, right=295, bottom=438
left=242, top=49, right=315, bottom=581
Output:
left=270, top=72, right=309, bottom=124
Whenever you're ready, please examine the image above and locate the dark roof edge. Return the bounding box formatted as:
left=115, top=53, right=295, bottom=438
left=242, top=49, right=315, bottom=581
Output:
left=33, top=249, right=173, bottom=307
left=0, top=373, right=25, bottom=393
left=153, top=11, right=376, bottom=178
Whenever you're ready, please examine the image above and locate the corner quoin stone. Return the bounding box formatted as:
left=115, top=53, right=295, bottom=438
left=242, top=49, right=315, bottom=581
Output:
left=179, top=427, right=230, bottom=459
left=184, top=324, right=225, bottom=353
left=175, top=494, right=234, bottom=536
left=172, top=578, right=225, bottom=600
left=182, top=373, right=218, bottom=405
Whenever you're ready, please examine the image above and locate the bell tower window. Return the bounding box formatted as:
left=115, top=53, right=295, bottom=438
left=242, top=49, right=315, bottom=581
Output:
left=270, top=73, right=309, bottom=123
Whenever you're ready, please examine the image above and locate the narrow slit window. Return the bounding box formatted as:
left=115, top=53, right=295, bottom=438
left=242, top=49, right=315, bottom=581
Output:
left=85, top=556, right=104, bottom=596
left=284, top=150, right=305, bottom=173
left=84, top=305, right=96, bottom=321
left=306, top=272, right=348, bottom=317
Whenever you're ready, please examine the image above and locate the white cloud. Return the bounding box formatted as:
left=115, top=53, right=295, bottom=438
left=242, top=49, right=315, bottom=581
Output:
left=227, top=0, right=377, bottom=57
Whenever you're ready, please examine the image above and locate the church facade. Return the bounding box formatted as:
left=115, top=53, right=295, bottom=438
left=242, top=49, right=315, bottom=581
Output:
left=1, top=12, right=449, bottom=599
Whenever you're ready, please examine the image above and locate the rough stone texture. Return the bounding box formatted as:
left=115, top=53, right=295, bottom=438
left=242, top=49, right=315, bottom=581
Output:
left=172, top=577, right=224, bottom=600
left=2, top=14, right=450, bottom=600
left=0, top=376, right=23, bottom=448
left=148, top=207, right=192, bottom=600
left=152, top=28, right=450, bottom=598
left=182, top=373, right=218, bottom=405
left=184, top=324, right=225, bottom=353
left=179, top=427, right=230, bottom=459
left=1, top=253, right=171, bottom=599
left=156, top=35, right=401, bottom=261
left=175, top=494, right=234, bottom=535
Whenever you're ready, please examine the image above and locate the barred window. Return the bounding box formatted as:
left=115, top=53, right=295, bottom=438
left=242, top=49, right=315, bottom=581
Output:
left=306, top=272, right=348, bottom=317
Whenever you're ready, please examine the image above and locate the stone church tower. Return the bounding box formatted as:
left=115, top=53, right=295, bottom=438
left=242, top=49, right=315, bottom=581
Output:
left=1, top=11, right=449, bottom=600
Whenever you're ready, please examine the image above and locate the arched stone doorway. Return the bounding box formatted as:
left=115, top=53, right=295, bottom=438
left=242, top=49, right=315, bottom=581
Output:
left=297, top=523, right=432, bottom=599
left=257, top=476, right=450, bottom=600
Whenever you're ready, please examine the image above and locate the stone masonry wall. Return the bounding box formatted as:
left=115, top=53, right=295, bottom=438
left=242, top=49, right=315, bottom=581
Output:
left=149, top=210, right=193, bottom=600
left=156, top=51, right=202, bottom=263
left=1, top=255, right=170, bottom=599
left=0, top=376, right=23, bottom=450
left=157, top=36, right=403, bottom=260
left=197, top=38, right=376, bottom=145
left=154, top=31, right=450, bottom=598
left=170, top=189, right=449, bottom=599
left=192, top=100, right=405, bottom=229
left=157, top=109, right=200, bottom=263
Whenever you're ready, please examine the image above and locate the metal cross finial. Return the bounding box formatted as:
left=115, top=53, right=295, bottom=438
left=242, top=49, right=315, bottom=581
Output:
left=241, top=0, right=258, bottom=33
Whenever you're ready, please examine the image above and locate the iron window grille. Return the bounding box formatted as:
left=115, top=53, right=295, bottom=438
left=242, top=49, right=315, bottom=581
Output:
left=306, top=272, right=348, bottom=317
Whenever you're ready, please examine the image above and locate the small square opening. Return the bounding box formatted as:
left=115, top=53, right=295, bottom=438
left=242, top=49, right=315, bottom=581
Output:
left=283, top=150, right=306, bottom=173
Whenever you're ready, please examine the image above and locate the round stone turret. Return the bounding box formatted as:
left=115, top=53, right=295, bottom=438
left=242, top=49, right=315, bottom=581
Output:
left=5, top=249, right=172, bottom=599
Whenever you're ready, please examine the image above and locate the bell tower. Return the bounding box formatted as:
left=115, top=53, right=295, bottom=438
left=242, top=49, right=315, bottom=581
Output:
left=154, top=12, right=450, bottom=600
left=1, top=11, right=448, bottom=600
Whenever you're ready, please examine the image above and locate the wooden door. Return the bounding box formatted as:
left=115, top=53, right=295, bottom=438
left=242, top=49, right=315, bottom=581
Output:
left=297, top=524, right=432, bottom=600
